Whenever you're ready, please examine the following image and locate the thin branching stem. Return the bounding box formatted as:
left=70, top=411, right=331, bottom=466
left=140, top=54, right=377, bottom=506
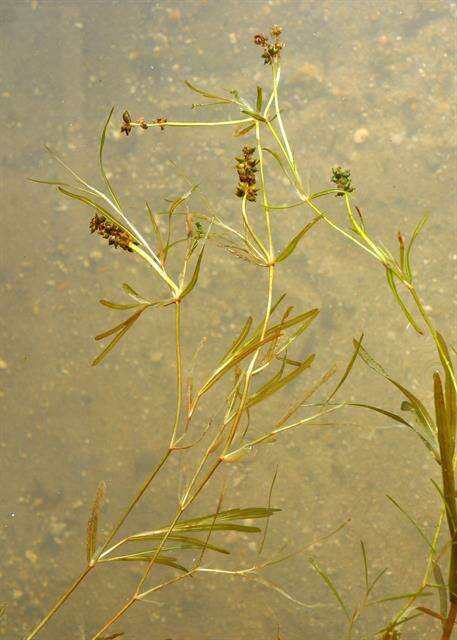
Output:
left=170, top=301, right=183, bottom=447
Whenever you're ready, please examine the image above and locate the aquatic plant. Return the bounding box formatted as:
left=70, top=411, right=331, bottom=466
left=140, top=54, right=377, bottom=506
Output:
left=23, top=24, right=455, bottom=640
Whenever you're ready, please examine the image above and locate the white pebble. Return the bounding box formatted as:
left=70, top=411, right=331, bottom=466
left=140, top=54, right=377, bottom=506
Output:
left=353, top=128, right=370, bottom=144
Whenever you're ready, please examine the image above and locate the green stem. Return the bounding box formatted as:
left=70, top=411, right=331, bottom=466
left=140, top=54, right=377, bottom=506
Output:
left=24, top=566, right=93, bottom=640
left=170, top=301, right=183, bottom=447
left=271, top=63, right=294, bottom=171
left=130, top=244, right=179, bottom=294
left=134, top=118, right=252, bottom=129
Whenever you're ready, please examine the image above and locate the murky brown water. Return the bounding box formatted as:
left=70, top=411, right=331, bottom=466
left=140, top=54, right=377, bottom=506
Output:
left=1, top=1, right=456, bottom=638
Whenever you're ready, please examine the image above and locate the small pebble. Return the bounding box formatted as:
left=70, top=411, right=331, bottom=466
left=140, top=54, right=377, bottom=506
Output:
left=353, top=128, right=370, bottom=144
left=0, top=359, right=7, bottom=370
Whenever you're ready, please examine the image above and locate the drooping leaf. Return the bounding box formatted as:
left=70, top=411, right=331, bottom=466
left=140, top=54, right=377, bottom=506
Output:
left=245, top=354, right=315, bottom=409
left=387, top=495, right=433, bottom=549
left=99, top=299, right=142, bottom=310
left=92, top=306, right=147, bottom=366
left=122, top=283, right=151, bottom=304
left=241, top=108, right=266, bottom=122
left=309, top=559, right=350, bottom=620
left=234, top=122, right=256, bottom=137
left=184, top=80, right=233, bottom=104
left=326, top=334, right=363, bottom=403
left=404, top=214, right=428, bottom=282
left=385, top=268, right=423, bottom=334
left=355, top=341, right=437, bottom=452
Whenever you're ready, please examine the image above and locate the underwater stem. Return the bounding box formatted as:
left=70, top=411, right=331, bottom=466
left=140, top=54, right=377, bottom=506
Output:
left=170, top=301, right=183, bottom=447
left=24, top=565, right=93, bottom=640
left=441, top=601, right=457, bottom=640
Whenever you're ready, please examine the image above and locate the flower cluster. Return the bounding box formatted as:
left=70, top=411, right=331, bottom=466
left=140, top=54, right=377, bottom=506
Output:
left=331, top=166, right=355, bottom=196
left=253, top=25, right=284, bottom=65
left=89, top=214, right=137, bottom=252
left=121, top=110, right=132, bottom=136
left=120, top=111, right=167, bottom=136
left=235, top=146, right=259, bottom=202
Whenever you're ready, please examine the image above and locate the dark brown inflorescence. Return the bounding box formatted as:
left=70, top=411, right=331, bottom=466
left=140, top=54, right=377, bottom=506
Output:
left=235, top=146, right=259, bottom=202
left=253, top=25, right=284, bottom=64
left=152, top=116, right=168, bottom=130
left=120, top=111, right=167, bottom=135
left=121, top=110, right=132, bottom=136
left=89, top=214, right=138, bottom=252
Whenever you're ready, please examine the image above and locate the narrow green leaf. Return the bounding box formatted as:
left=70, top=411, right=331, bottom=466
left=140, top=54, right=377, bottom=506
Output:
left=146, top=201, right=164, bottom=257
left=199, top=331, right=283, bottom=396
left=184, top=80, right=232, bottom=103
left=99, top=299, right=141, bottom=310
left=86, top=481, right=106, bottom=562
left=326, top=334, right=363, bottom=402
left=309, top=559, right=350, bottom=620
left=436, top=332, right=456, bottom=447
left=57, top=186, right=134, bottom=239
left=241, top=109, right=266, bottom=122
left=245, top=354, right=315, bottom=409
left=122, top=283, right=150, bottom=304
left=276, top=218, right=319, bottom=263
left=92, top=325, right=130, bottom=367
left=432, top=562, right=448, bottom=623
left=356, top=342, right=436, bottom=445
left=405, top=214, right=428, bottom=282
left=99, top=107, right=122, bottom=211
left=28, top=177, right=72, bottom=187
left=180, top=246, right=205, bottom=300
left=361, top=541, right=369, bottom=591
left=256, top=86, right=263, bottom=112
left=234, top=122, right=256, bottom=137
left=387, top=495, right=433, bottom=549
left=385, top=268, right=423, bottom=334
left=108, top=552, right=189, bottom=573
left=367, top=591, right=432, bottom=606
left=219, top=316, right=253, bottom=363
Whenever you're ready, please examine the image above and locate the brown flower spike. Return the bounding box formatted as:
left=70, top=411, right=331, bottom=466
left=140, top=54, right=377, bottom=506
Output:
left=253, top=25, right=284, bottom=64
left=235, top=146, right=259, bottom=202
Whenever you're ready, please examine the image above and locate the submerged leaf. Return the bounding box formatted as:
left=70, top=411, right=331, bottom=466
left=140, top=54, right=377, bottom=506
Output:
left=99, top=107, right=122, bottom=211
left=180, top=246, right=205, bottom=300
left=276, top=218, right=319, bottom=263
left=86, top=481, right=106, bottom=562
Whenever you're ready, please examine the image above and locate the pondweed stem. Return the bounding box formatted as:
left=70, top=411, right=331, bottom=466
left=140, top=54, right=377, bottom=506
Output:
left=170, top=301, right=183, bottom=447
left=130, top=243, right=179, bottom=294
left=24, top=566, right=93, bottom=640
left=131, top=117, right=252, bottom=129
